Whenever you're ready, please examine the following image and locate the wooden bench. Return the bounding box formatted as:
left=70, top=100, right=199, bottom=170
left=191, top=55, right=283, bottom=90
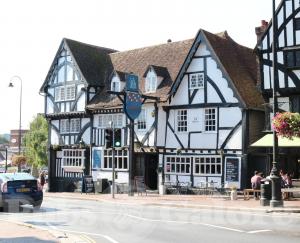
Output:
left=281, top=187, right=300, bottom=199
left=243, top=189, right=261, bottom=200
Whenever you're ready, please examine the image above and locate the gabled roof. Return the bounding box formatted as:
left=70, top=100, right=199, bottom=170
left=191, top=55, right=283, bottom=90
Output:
left=40, top=38, right=117, bottom=92
left=87, top=39, right=193, bottom=110
left=170, top=29, right=264, bottom=109
left=143, top=65, right=171, bottom=78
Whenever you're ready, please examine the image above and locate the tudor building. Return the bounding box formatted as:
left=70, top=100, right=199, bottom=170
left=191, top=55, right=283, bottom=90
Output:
left=253, top=0, right=300, bottom=178
left=42, top=29, right=265, bottom=192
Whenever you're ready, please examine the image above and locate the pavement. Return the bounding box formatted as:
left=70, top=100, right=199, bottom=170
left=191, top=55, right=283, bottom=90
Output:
left=1, top=191, right=300, bottom=242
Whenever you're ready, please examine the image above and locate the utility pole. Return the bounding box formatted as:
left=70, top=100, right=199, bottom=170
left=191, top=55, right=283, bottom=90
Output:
left=128, top=118, right=135, bottom=196
left=110, top=121, right=115, bottom=199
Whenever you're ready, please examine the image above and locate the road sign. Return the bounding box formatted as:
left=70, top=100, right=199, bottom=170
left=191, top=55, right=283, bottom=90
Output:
left=124, top=91, right=142, bottom=120
left=126, top=74, right=139, bottom=92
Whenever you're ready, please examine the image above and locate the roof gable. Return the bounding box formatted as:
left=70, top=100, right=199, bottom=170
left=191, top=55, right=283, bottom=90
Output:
left=170, top=29, right=264, bottom=109
left=40, top=38, right=117, bottom=93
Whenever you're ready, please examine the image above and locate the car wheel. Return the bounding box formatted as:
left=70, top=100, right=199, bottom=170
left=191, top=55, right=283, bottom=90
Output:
left=34, top=204, right=41, bottom=210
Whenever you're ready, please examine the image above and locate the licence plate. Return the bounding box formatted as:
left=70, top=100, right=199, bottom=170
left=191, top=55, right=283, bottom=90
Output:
left=16, top=188, right=30, bottom=193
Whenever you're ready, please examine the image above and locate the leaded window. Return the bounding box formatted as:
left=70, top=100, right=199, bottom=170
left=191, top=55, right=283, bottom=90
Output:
left=98, top=114, right=123, bottom=128
left=205, top=108, right=216, bottom=131
left=70, top=119, right=80, bottom=133
left=137, top=109, right=146, bottom=130
left=60, top=119, right=70, bottom=133
left=285, top=50, right=300, bottom=68
left=165, top=156, right=191, bottom=174
left=62, top=149, right=85, bottom=169
left=103, top=149, right=128, bottom=170
left=177, top=109, right=188, bottom=132
left=194, top=156, right=222, bottom=175
left=189, top=73, right=204, bottom=89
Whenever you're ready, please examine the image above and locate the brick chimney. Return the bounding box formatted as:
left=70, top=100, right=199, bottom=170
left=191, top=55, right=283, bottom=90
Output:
left=255, top=20, right=269, bottom=42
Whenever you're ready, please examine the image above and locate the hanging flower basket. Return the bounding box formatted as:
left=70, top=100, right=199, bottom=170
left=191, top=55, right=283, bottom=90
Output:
left=272, top=112, right=300, bottom=139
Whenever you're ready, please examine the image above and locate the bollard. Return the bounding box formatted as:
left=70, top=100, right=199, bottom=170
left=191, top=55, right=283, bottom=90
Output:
left=260, top=179, right=271, bottom=206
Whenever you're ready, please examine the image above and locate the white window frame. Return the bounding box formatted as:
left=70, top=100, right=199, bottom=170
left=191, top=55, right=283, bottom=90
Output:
left=193, top=156, right=222, bottom=176
left=98, top=114, right=123, bottom=128
left=165, top=156, right=191, bottom=175
left=137, top=109, right=147, bottom=131
left=60, top=119, right=70, bottom=133
left=145, top=75, right=157, bottom=93
left=103, top=149, right=128, bottom=171
left=70, top=118, right=80, bottom=133
left=62, top=149, right=85, bottom=172
left=111, top=80, right=120, bottom=92
left=204, top=108, right=217, bottom=132
left=176, top=109, right=188, bottom=133
left=189, top=73, right=205, bottom=90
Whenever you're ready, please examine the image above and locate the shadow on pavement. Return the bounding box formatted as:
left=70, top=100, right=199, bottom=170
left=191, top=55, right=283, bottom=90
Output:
left=0, top=237, right=57, bottom=243
left=24, top=221, right=67, bottom=227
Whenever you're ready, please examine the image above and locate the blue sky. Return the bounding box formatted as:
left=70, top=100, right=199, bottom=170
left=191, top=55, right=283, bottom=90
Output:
left=0, top=0, right=278, bottom=133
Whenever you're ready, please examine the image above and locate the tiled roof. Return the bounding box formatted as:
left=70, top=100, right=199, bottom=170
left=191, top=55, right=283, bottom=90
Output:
left=87, top=39, right=193, bottom=110
left=202, top=30, right=264, bottom=108
left=65, top=39, right=117, bottom=86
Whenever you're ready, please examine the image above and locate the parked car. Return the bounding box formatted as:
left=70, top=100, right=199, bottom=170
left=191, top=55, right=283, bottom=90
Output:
left=0, top=173, right=43, bottom=211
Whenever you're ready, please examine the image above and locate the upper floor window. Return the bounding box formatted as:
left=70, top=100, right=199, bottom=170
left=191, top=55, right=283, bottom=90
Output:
left=177, top=109, right=188, bottom=133
left=189, top=73, right=204, bottom=89
left=145, top=76, right=157, bottom=93
left=98, top=114, right=123, bottom=128
left=55, top=85, right=76, bottom=101
left=137, top=109, right=147, bottom=130
left=285, top=50, right=300, bottom=69
left=205, top=108, right=216, bottom=132
left=111, top=80, right=120, bottom=92
left=60, top=118, right=80, bottom=133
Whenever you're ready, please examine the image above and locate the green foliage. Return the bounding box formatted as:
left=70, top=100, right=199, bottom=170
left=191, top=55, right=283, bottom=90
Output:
left=0, top=134, right=8, bottom=144
left=272, top=112, right=300, bottom=139
left=23, top=114, right=48, bottom=167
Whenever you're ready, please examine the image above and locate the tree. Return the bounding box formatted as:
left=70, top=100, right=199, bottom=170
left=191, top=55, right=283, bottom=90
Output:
left=23, top=114, right=48, bottom=176
left=12, top=155, right=26, bottom=167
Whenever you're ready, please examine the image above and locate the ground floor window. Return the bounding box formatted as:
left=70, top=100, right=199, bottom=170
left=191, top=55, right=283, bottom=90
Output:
left=165, top=156, right=191, bottom=174
left=194, top=156, right=222, bottom=175
left=103, top=149, right=128, bottom=170
left=62, top=149, right=85, bottom=172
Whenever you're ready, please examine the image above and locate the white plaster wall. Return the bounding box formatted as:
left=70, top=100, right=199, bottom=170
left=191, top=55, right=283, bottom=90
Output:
left=191, top=88, right=205, bottom=104
left=190, top=133, right=217, bottom=149
left=277, top=6, right=284, bottom=28
left=81, top=118, right=89, bottom=127
left=224, top=125, right=242, bottom=150
left=165, top=126, right=181, bottom=148
left=82, top=128, right=90, bottom=144
left=218, top=130, right=231, bottom=148
left=206, top=57, right=238, bottom=103
left=195, top=43, right=211, bottom=56
left=279, top=71, right=285, bottom=88
left=288, top=77, right=296, bottom=87
left=206, top=83, right=222, bottom=103
left=278, top=51, right=284, bottom=64
left=186, top=58, right=204, bottom=73
left=263, top=65, right=271, bottom=89
left=296, top=30, right=300, bottom=45
left=47, top=97, right=54, bottom=114
left=293, top=0, right=299, bottom=13
left=156, top=108, right=166, bottom=147
left=219, top=107, right=241, bottom=127
left=188, top=109, right=204, bottom=131
left=262, top=36, right=268, bottom=50
left=51, top=128, right=59, bottom=145
left=286, top=21, right=294, bottom=46
left=170, top=75, right=189, bottom=105
left=278, top=30, right=285, bottom=48
left=77, top=93, right=85, bottom=111
left=48, top=88, right=54, bottom=97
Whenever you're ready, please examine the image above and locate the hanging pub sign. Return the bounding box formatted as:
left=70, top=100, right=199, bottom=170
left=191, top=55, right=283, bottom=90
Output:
left=125, top=91, right=142, bottom=120
left=126, top=73, right=139, bottom=92
left=124, top=73, right=142, bottom=120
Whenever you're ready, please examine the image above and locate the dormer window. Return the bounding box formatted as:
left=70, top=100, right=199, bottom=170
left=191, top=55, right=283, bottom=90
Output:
left=145, top=73, right=157, bottom=93
left=111, top=80, right=120, bottom=92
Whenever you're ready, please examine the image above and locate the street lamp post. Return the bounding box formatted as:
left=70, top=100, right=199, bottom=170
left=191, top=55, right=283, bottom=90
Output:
left=9, top=75, right=23, bottom=172
left=270, top=0, right=283, bottom=208
left=109, top=121, right=115, bottom=199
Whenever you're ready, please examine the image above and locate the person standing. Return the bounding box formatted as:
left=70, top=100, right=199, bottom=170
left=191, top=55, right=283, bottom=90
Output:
left=39, top=171, right=46, bottom=190
left=251, top=171, right=262, bottom=199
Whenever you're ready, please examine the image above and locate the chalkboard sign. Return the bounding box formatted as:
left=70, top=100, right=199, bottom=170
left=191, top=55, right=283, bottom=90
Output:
left=225, top=158, right=240, bottom=182
left=81, top=175, right=95, bottom=194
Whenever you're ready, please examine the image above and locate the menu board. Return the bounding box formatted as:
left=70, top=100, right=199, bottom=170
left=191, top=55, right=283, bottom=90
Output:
left=225, top=158, right=239, bottom=182
left=82, top=175, right=95, bottom=194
